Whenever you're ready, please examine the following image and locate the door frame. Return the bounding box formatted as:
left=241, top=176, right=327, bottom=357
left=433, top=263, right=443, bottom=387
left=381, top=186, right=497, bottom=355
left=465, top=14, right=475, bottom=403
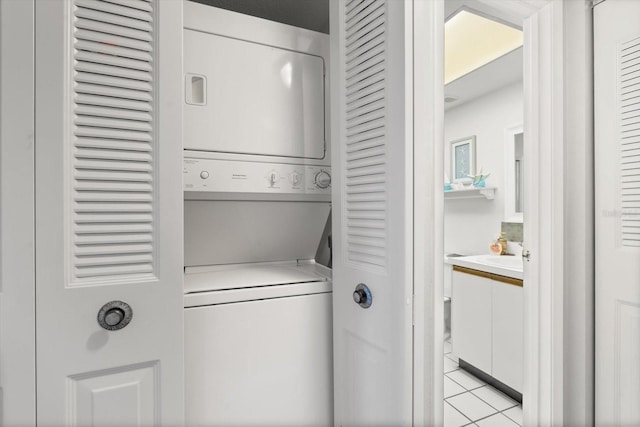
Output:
left=0, top=0, right=37, bottom=424
left=0, top=0, right=594, bottom=425
left=413, top=0, right=594, bottom=425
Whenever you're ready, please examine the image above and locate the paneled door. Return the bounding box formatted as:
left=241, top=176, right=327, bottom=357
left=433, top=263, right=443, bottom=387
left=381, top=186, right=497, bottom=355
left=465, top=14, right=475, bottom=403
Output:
left=330, top=0, right=414, bottom=425
left=35, top=0, right=183, bottom=425
left=595, top=0, right=640, bottom=424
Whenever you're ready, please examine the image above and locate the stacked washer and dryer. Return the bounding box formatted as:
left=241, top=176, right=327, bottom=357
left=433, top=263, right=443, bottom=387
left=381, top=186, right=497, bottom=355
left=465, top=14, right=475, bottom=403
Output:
left=182, top=3, right=333, bottom=426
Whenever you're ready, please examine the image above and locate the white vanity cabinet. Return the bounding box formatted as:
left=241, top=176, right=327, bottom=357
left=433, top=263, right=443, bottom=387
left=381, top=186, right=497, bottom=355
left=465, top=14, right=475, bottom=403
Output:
left=451, top=270, right=493, bottom=374
left=452, top=266, right=523, bottom=393
left=492, top=279, right=523, bottom=391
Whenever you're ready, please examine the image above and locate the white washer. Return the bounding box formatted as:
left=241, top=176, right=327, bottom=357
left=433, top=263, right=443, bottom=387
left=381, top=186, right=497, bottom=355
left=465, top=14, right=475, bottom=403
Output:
left=183, top=158, right=333, bottom=426
left=182, top=8, right=333, bottom=424
left=184, top=262, right=333, bottom=426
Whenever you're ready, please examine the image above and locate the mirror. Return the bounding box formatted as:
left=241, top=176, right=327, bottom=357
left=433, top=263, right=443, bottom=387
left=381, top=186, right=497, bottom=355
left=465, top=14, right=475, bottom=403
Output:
left=505, top=124, right=524, bottom=222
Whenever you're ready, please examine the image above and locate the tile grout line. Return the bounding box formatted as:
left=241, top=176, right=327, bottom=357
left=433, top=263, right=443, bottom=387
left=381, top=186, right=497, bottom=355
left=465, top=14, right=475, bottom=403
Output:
left=446, top=390, right=500, bottom=423
left=500, top=407, right=523, bottom=426
left=469, top=387, right=519, bottom=412
left=445, top=372, right=487, bottom=392
left=445, top=400, right=473, bottom=426
left=444, top=389, right=474, bottom=400
left=443, top=344, right=521, bottom=427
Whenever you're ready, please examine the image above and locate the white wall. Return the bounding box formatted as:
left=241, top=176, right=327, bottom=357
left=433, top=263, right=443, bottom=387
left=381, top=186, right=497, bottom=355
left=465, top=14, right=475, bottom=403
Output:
left=444, top=81, right=523, bottom=255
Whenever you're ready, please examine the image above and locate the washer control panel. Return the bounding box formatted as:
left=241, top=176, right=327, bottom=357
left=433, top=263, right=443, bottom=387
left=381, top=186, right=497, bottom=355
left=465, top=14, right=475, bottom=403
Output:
left=184, top=158, right=331, bottom=195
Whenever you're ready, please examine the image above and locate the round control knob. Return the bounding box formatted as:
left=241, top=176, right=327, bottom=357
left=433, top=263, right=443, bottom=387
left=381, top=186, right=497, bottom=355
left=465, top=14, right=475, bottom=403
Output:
left=200, top=170, right=210, bottom=179
left=268, top=172, right=279, bottom=187
left=97, top=301, right=133, bottom=331
left=353, top=289, right=366, bottom=304
left=315, top=170, right=331, bottom=189
left=353, top=283, right=372, bottom=309
left=104, top=308, right=125, bottom=327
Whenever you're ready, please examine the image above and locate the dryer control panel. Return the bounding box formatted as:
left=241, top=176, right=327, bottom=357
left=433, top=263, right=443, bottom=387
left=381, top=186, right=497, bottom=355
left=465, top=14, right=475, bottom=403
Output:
left=184, top=158, right=331, bottom=195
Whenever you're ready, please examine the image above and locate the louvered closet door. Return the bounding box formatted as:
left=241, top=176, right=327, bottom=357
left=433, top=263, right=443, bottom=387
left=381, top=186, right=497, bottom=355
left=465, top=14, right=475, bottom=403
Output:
left=330, top=0, right=414, bottom=425
left=595, top=0, right=640, bottom=425
left=35, top=0, right=183, bottom=425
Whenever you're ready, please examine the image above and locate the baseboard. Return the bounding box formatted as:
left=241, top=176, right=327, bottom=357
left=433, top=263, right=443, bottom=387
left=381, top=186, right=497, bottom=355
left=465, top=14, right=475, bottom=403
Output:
left=458, top=358, right=523, bottom=404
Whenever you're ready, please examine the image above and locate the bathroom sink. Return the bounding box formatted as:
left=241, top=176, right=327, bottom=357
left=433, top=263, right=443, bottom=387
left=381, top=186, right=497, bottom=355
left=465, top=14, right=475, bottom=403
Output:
left=472, top=254, right=523, bottom=270
left=446, top=254, right=523, bottom=280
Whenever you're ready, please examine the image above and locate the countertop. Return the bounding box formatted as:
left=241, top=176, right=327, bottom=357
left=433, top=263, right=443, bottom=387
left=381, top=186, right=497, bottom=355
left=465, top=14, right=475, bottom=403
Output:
left=445, top=254, right=523, bottom=280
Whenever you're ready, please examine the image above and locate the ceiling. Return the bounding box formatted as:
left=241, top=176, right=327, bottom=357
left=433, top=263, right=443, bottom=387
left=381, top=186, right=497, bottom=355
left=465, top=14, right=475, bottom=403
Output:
left=444, top=0, right=524, bottom=110
left=444, top=47, right=523, bottom=111
left=189, top=0, right=330, bottom=34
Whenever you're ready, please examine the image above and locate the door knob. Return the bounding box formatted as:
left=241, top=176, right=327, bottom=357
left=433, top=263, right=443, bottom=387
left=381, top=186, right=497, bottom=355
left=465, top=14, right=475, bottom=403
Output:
left=353, top=283, right=372, bottom=308
left=97, top=301, right=133, bottom=331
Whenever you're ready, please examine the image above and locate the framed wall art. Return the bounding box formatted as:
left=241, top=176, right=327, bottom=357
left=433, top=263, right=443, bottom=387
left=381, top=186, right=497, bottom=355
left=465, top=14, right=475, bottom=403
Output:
left=450, top=136, right=476, bottom=181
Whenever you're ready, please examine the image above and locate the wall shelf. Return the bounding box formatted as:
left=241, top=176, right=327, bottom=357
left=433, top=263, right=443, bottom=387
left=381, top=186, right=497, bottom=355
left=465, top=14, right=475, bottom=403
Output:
left=444, top=186, right=496, bottom=200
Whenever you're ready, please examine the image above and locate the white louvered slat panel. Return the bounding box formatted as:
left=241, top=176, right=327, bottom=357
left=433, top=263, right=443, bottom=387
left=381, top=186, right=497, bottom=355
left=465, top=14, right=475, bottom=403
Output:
left=76, top=243, right=153, bottom=256
left=344, top=0, right=388, bottom=270
left=75, top=83, right=152, bottom=102
left=75, top=223, right=153, bottom=234
left=75, top=233, right=152, bottom=245
left=74, top=202, right=153, bottom=213
left=75, top=94, right=152, bottom=112
left=75, top=40, right=152, bottom=62
left=75, top=126, right=152, bottom=142
left=620, top=38, right=640, bottom=247
left=74, top=159, right=151, bottom=174
left=75, top=137, right=152, bottom=152
left=75, top=51, right=152, bottom=73
left=74, top=7, right=152, bottom=32
left=101, top=0, right=153, bottom=12
left=75, top=17, right=152, bottom=41
left=75, top=29, right=152, bottom=52
left=75, top=147, right=153, bottom=162
left=71, top=0, right=156, bottom=283
left=75, top=0, right=152, bottom=22
left=75, top=62, right=152, bottom=83
left=75, top=72, right=152, bottom=92
left=75, top=105, right=152, bottom=122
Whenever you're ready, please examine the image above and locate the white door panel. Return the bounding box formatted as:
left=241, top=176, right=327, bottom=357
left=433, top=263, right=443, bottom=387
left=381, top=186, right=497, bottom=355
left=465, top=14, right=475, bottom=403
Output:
left=331, top=0, right=414, bottom=425
left=0, top=0, right=36, bottom=424
left=492, top=281, right=524, bottom=392
left=595, top=0, right=640, bottom=424
left=451, top=271, right=492, bottom=374
left=35, top=0, right=183, bottom=424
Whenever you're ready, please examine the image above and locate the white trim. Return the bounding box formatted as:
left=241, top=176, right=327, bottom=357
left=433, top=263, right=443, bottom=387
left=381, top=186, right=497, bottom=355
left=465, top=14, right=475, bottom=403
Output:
left=504, top=123, right=525, bottom=223
left=419, top=0, right=595, bottom=425
left=561, top=0, right=594, bottom=424
left=522, top=6, right=561, bottom=424
left=0, top=0, right=36, bottom=424
left=413, top=0, right=445, bottom=425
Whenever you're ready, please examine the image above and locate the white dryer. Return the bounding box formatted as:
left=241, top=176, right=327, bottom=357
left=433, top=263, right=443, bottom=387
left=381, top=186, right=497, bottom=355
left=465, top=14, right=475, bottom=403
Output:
left=182, top=5, right=333, bottom=425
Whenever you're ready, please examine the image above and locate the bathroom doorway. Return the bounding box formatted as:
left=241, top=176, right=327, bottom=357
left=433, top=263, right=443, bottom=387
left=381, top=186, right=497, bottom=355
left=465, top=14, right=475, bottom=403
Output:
left=441, top=3, right=525, bottom=425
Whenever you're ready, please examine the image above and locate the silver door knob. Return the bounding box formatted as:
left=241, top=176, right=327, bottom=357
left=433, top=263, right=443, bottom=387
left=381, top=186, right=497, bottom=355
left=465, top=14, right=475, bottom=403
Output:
left=97, top=301, right=133, bottom=331
left=353, top=283, right=372, bottom=308
left=104, top=308, right=125, bottom=326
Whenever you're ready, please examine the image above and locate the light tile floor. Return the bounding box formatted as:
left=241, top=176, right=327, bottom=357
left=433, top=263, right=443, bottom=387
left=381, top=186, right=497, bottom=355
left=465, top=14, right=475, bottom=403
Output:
left=444, top=339, right=523, bottom=427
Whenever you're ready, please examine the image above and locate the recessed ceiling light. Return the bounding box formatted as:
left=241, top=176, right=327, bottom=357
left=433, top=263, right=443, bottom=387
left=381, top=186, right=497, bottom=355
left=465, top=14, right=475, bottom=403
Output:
left=445, top=10, right=522, bottom=84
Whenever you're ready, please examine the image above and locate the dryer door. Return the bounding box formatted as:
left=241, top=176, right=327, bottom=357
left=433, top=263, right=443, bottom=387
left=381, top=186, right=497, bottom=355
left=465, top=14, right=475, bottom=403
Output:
left=184, top=30, right=326, bottom=160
